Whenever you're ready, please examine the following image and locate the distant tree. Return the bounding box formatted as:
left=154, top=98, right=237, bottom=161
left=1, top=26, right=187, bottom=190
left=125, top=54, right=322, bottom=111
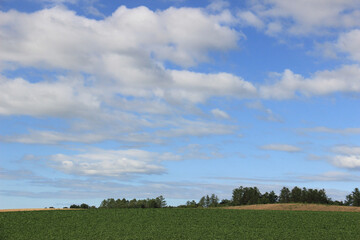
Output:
left=353, top=188, right=360, bottom=206
left=260, top=192, right=270, bottom=204
left=318, top=189, right=330, bottom=204
left=232, top=186, right=245, bottom=206
left=146, top=199, right=157, bottom=208
left=345, top=193, right=353, bottom=206
left=268, top=191, right=278, bottom=204
left=186, top=200, right=198, bottom=208
left=232, top=186, right=261, bottom=205
left=205, top=195, right=211, bottom=208
left=346, top=188, right=360, bottom=206
left=301, top=187, right=308, bottom=203
left=219, top=199, right=231, bottom=207
left=129, top=199, right=138, bottom=208
left=102, top=198, right=117, bottom=208
left=70, top=204, right=80, bottom=209
left=279, top=187, right=291, bottom=203
left=80, top=203, right=89, bottom=209
left=99, top=199, right=108, bottom=208
left=209, top=194, right=219, bottom=207
left=290, top=187, right=302, bottom=203
left=198, top=197, right=206, bottom=208
left=155, top=195, right=166, bottom=208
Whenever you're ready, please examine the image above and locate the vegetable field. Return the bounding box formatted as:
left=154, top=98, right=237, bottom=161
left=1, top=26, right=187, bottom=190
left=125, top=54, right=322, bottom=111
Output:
left=1, top=208, right=360, bottom=239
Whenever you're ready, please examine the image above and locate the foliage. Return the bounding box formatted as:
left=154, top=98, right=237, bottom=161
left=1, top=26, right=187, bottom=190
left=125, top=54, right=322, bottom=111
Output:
left=99, top=195, right=166, bottom=209
left=2, top=208, right=360, bottom=239
left=70, top=203, right=90, bottom=209
left=231, top=186, right=331, bottom=206
left=232, top=186, right=262, bottom=205
left=279, top=187, right=291, bottom=203
left=198, top=194, right=219, bottom=208
left=345, top=188, right=360, bottom=206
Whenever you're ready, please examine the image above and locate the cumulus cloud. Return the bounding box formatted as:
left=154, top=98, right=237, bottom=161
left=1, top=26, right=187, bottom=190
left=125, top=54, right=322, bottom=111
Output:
left=260, top=65, right=360, bottom=99
left=336, top=29, right=360, bottom=62
left=0, top=5, right=239, bottom=70
left=261, top=144, right=301, bottom=152
left=50, top=149, right=181, bottom=177
left=0, top=5, right=256, bottom=146
left=169, top=70, right=256, bottom=103
left=0, top=5, right=255, bottom=115
left=240, top=0, right=360, bottom=35
left=331, top=145, right=360, bottom=170
left=333, top=155, right=360, bottom=169
left=0, top=75, right=99, bottom=117
left=317, top=29, right=360, bottom=62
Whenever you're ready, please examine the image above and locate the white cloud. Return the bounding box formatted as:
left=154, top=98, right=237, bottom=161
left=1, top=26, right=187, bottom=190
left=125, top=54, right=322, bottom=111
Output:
left=260, top=65, right=360, bottom=99
left=261, top=144, right=301, bottom=152
left=317, top=29, right=360, bottom=62
left=332, top=155, right=360, bottom=169
left=0, top=5, right=255, bottom=115
left=331, top=145, right=360, bottom=170
left=169, top=70, right=257, bottom=103
left=0, top=5, right=239, bottom=70
left=0, top=5, right=256, bottom=144
left=336, top=29, right=360, bottom=62
left=211, top=108, right=230, bottom=119
left=50, top=149, right=181, bottom=177
left=241, top=0, right=360, bottom=35
left=0, top=75, right=99, bottom=117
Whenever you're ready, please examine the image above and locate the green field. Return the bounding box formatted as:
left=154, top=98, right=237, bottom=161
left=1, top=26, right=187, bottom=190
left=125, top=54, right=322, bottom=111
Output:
left=1, top=208, right=360, bottom=239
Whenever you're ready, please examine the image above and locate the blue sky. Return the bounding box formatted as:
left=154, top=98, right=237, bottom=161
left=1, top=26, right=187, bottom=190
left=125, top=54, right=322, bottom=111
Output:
left=1, top=0, right=360, bottom=209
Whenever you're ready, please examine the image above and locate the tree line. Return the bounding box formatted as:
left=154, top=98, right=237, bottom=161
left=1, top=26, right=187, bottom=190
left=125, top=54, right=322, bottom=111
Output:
left=99, top=196, right=166, bottom=209
left=67, top=187, right=360, bottom=209
left=179, top=186, right=360, bottom=208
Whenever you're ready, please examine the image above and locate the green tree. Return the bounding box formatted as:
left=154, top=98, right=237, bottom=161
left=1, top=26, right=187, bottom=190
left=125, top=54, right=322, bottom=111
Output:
left=198, top=196, right=206, bottom=208
left=155, top=195, right=166, bottom=208
left=290, top=187, right=302, bottom=203
left=232, top=186, right=245, bottom=206
left=209, top=194, right=219, bottom=207
left=279, top=187, right=290, bottom=203
left=80, top=203, right=89, bottom=209
left=352, top=188, right=360, bottom=206
left=268, top=191, right=278, bottom=204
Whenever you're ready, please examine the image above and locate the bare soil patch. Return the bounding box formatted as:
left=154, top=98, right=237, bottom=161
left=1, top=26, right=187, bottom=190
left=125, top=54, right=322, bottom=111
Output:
left=224, top=203, right=360, bottom=212
left=0, top=208, right=79, bottom=213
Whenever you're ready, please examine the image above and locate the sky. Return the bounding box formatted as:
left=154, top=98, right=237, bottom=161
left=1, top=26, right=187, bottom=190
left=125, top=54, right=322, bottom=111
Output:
left=1, top=0, right=360, bottom=209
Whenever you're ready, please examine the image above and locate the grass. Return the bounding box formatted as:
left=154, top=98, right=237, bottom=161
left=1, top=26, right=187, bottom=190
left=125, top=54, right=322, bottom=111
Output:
left=1, top=208, right=360, bottom=239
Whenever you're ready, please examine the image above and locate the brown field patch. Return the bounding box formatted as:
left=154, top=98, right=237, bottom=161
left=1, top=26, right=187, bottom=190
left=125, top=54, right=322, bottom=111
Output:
left=224, top=203, right=360, bottom=212
left=0, top=208, right=80, bottom=213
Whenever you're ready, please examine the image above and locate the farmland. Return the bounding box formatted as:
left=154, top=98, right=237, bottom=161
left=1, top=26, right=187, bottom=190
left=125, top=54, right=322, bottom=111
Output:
left=1, top=208, right=360, bottom=239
